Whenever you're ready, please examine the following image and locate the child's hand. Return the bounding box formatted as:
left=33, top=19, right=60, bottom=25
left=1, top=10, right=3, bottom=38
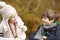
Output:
left=43, top=36, right=47, bottom=40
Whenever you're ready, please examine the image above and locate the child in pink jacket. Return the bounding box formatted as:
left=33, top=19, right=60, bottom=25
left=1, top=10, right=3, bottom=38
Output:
left=0, top=1, right=27, bottom=40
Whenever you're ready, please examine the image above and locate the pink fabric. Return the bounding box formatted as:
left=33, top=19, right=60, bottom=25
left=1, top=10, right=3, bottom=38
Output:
left=0, top=2, right=27, bottom=40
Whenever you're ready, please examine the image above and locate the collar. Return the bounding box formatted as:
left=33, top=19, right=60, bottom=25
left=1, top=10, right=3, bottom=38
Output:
left=43, top=22, right=57, bottom=29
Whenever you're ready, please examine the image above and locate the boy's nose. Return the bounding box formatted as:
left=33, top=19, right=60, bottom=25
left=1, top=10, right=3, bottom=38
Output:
left=42, top=18, right=46, bottom=23
left=42, top=18, right=45, bottom=21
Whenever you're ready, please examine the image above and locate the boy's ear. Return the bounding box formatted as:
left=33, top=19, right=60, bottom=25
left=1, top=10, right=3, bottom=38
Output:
left=55, top=13, right=60, bottom=19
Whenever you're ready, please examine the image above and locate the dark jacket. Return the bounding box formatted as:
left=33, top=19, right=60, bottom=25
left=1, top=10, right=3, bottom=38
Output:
left=28, top=23, right=60, bottom=40
left=46, top=24, right=60, bottom=40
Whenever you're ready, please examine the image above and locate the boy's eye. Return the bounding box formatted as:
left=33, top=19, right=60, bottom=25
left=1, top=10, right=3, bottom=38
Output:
left=47, top=17, right=54, bottom=20
left=49, top=18, right=53, bottom=20
left=43, top=17, right=47, bottom=19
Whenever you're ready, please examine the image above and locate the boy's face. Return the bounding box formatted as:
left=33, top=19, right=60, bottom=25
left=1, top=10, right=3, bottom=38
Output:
left=42, top=17, right=54, bottom=26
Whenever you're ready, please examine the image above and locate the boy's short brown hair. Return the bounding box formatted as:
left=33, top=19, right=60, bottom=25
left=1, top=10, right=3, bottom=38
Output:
left=42, top=9, right=60, bottom=22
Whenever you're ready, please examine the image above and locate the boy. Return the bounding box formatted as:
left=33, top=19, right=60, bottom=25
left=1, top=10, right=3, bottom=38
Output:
left=29, top=9, right=60, bottom=40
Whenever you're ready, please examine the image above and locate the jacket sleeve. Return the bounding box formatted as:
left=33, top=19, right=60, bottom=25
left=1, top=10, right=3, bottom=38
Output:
left=56, top=24, right=60, bottom=40
left=47, top=25, right=60, bottom=40
left=16, top=16, right=27, bottom=31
